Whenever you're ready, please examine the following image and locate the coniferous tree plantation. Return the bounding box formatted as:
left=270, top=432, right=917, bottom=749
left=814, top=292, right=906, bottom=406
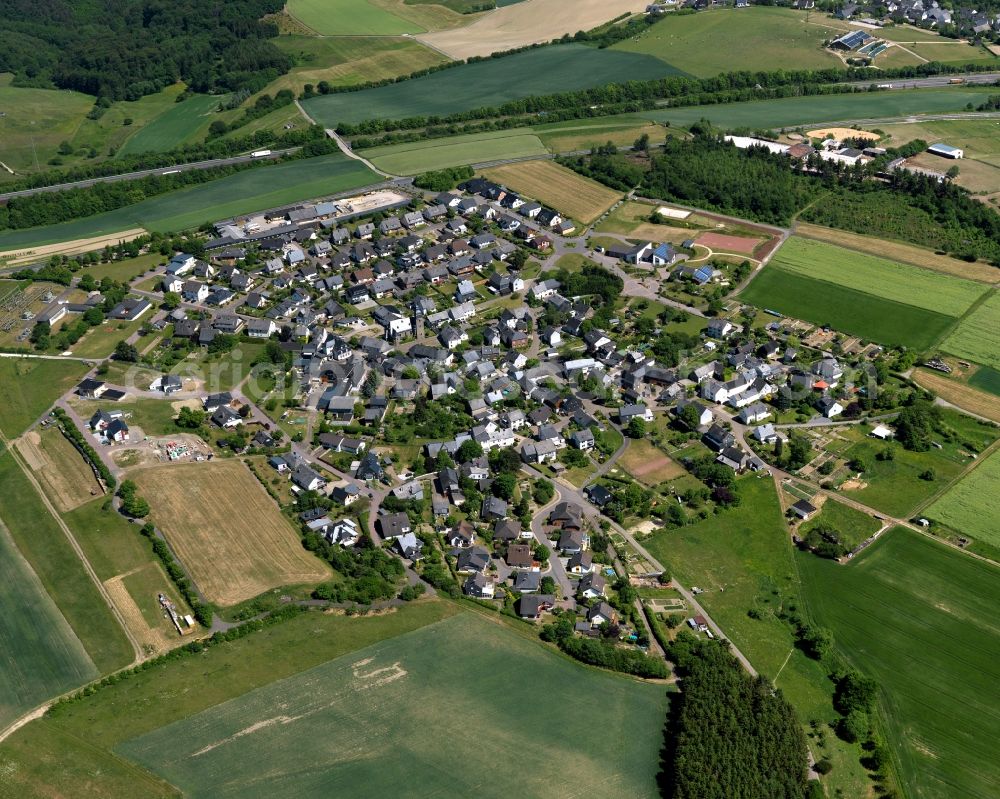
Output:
left=663, top=634, right=810, bottom=799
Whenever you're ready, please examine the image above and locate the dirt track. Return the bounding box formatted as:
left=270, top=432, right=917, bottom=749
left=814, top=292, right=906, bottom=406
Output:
left=417, top=0, right=647, bottom=59
left=0, top=228, right=146, bottom=267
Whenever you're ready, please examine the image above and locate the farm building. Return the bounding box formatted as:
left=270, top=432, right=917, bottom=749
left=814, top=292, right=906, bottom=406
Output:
left=791, top=499, right=818, bottom=521
left=927, top=143, right=963, bottom=159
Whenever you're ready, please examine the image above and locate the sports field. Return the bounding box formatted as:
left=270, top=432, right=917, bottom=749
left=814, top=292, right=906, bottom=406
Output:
left=118, top=94, right=224, bottom=156
left=620, top=439, right=685, bottom=486
left=288, top=0, right=421, bottom=34
left=482, top=160, right=622, bottom=224
left=0, top=358, right=88, bottom=438
left=303, top=44, right=679, bottom=127
left=118, top=612, right=666, bottom=798
left=15, top=429, right=101, bottom=512
left=0, top=153, right=380, bottom=250
left=363, top=129, right=548, bottom=174
left=925, top=448, right=1000, bottom=547
left=132, top=460, right=330, bottom=606
left=794, top=222, right=1000, bottom=284
left=740, top=266, right=955, bottom=350
left=418, top=0, right=651, bottom=59
left=644, top=88, right=997, bottom=131
left=799, top=529, right=1000, bottom=799
left=614, top=7, right=843, bottom=76
left=768, top=237, right=987, bottom=317
left=0, top=520, right=97, bottom=731
left=941, top=290, right=1000, bottom=369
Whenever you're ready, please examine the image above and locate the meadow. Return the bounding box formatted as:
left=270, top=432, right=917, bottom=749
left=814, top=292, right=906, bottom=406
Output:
left=0, top=74, right=94, bottom=177
left=0, top=520, right=97, bottom=731
left=0, top=452, right=134, bottom=674
left=132, top=461, right=330, bottom=606
left=643, top=477, right=869, bottom=795
left=269, top=35, right=446, bottom=95
left=481, top=159, right=622, bottom=224
left=303, top=44, right=679, bottom=127
left=837, top=412, right=996, bottom=518
left=799, top=498, right=881, bottom=551
left=0, top=153, right=380, bottom=250
left=287, top=0, right=421, bottom=35
left=902, top=40, right=998, bottom=64
left=0, top=358, right=88, bottom=438
left=66, top=498, right=197, bottom=655
left=925, top=448, right=1000, bottom=548
left=118, top=612, right=667, bottom=799
left=363, top=129, right=548, bottom=174
left=799, top=529, right=1000, bottom=799
left=941, top=290, right=1000, bottom=369
left=614, top=7, right=844, bottom=77
left=117, top=94, right=225, bottom=156
left=770, top=237, right=987, bottom=317
left=739, top=266, right=955, bottom=350
left=794, top=222, right=1000, bottom=284
left=533, top=115, right=666, bottom=154
left=644, top=88, right=997, bottom=131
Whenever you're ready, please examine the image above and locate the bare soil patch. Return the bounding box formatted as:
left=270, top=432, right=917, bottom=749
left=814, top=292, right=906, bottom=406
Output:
left=418, top=0, right=648, bottom=59
left=620, top=439, right=686, bottom=486
left=805, top=127, right=879, bottom=141
left=696, top=231, right=762, bottom=255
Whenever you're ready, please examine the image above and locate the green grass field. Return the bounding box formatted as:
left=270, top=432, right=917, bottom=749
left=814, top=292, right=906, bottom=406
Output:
left=771, top=237, right=987, bottom=317
left=118, top=94, right=224, bottom=156
left=0, top=153, right=380, bottom=250
left=362, top=128, right=549, bottom=173
left=838, top=413, right=996, bottom=518
left=82, top=253, right=162, bottom=283
left=0, top=452, right=133, bottom=675
left=0, top=520, right=97, bottom=730
left=799, top=529, right=1000, bottom=799
left=968, top=365, right=1000, bottom=396
left=614, top=7, right=843, bottom=77
left=941, top=290, right=1000, bottom=369
left=903, top=41, right=998, bottom=64
left=643, top=477, right=869, bottom=796
left=268, top=36, right=446, bottom=96
left=740, top=266, right=955, bottom=350
left=118, top=612, right=666, bottom=799
left=800, top=498, right=881, bottom=551
left=0, top=358, right=88, bottom=438
left=303, top=44, right=682, bottom=127
left=287, top=0, right=421, bottom=34
left=0, top=74, right=94, bottom=177
left=643, top=88, right=998, bottom=131
left=925, top=448, right=1000, bottom=547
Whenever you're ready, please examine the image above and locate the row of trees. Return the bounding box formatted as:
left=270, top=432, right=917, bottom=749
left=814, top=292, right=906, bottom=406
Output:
left=0, top=136, right=340, bottom=232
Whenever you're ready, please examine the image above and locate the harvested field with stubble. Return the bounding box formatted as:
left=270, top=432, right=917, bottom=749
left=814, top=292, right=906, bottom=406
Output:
left=482, top=160, right=622, bottom=224
left=132, top=461, right=330, bottom=606
left=620, top=439, right=686, bottom=486
left=15, top=429, right=102, bottom=512
left=417, top=0, right=650, bottom=59
left=912, top=368, right=1000, bottom=423
left=117, top=612, right=667, bottom=799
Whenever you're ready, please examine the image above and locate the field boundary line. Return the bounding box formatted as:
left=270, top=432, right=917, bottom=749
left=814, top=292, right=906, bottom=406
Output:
left=1, top=431, right=144, bottom=664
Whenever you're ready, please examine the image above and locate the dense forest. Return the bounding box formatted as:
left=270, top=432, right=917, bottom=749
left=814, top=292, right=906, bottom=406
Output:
left=0, top=0, right=290, bottom=99
left=662, top=634, right=811, bottom=799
